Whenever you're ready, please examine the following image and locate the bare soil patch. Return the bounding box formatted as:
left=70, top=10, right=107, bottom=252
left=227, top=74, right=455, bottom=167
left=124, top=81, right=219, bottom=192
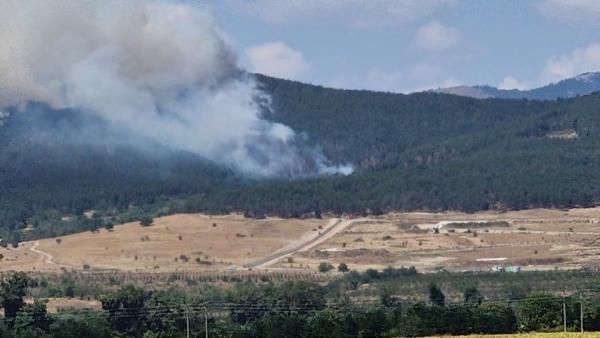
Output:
left=282, top=207, right=600, bottom=272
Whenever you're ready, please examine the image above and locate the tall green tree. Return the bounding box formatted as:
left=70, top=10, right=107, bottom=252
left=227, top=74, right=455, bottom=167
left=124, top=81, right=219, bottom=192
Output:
left=0, top=272, right=30, bottom=327
left=517, top=293, right=562, bottom=332
left=464, top=286, right=484, bottom=305
left=101, top=284, right=148, bottom=337
left=14, top=299, right=50, bottom=335
left=429, top=283, right=445, bottom=306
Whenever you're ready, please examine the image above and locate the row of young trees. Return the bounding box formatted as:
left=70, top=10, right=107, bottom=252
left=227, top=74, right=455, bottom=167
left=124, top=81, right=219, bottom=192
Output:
left=2, top=270, right=600, bottom=337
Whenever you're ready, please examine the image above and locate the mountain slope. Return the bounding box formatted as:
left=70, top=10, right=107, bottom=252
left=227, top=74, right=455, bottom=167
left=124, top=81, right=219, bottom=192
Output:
left=4, top=75, right=600, bottom=240
left=209, top=75, right=599, bottom=214
left=435, top=72, right=600, bottom=100
left=0, top=105, right=240, bottom=239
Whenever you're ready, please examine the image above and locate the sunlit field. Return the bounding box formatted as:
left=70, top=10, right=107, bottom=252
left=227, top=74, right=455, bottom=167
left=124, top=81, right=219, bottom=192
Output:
left=430, top=333, right=600, bottom=338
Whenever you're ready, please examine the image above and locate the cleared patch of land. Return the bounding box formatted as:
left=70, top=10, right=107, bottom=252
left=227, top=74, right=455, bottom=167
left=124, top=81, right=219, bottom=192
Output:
left=281, top=207, right=600, bottom=272
left=0, top=214, right=324, bottom=272
left=3, top=207, right=600, bottom=274
left=25, top=297, right=101, bottom=314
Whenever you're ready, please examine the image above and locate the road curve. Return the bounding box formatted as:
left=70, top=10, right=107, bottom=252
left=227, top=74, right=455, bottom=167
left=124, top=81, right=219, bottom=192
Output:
left=30, top=241, right=54, bottom=264
left=29, top=241, right=71, bottom=269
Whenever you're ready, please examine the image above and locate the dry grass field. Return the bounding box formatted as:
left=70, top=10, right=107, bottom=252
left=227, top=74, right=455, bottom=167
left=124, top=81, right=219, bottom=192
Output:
left=0, top=214, right=324, bottom=272
left=0, top=297, right=101, bottom=316
left=26, top=297, right=102, bottom=314
left=424, top=332, right=600, bottom=338
left=2, top=207, right=600, bottom=274
left=282, top=207, right=600, bottom=272
left=426, top=334, right=600, bottom=338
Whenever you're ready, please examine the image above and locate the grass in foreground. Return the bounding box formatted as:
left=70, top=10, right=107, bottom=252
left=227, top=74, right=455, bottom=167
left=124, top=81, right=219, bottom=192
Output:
left=430, top=333, right=600, bottom=338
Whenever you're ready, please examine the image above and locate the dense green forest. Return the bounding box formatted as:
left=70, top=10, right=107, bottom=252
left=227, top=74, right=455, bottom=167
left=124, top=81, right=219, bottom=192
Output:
left=185, top=76, right=600, bottom=215
left=3, top=269, right=600, bottom=337
left=3, top=75, right=600, bottom=239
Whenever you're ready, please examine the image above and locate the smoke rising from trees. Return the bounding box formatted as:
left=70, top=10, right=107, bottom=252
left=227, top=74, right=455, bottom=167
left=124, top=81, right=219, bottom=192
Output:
left=0, top=0, right=352, bottom=176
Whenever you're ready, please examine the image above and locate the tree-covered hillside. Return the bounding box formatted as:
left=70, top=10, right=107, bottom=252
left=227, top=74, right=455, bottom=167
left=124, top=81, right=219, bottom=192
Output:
left=0, top=105, right=241, bottom=239
left=190, top=75, right=600, bottom=215
left=3, top=75, right=600, bottom=239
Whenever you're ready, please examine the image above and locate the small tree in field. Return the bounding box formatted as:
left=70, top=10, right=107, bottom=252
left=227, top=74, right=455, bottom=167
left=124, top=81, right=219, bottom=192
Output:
left=140, top=217, right=153, bottom=227
left=318, top=262, right=334, bottom=273
left=337, top=262, right=349, bottom=272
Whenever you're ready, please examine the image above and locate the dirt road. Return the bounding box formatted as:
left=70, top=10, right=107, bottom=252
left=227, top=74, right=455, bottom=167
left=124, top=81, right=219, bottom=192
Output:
left=29, top=241, right=71, bottom=269
left=245, top=218, right=362, bottom=269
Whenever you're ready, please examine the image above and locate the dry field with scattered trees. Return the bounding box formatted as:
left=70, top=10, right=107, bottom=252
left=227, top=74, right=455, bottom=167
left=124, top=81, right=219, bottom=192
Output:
left=0, top=214, right=324, bottom=272
left=2, top=207, right=600, bottom=275
left=281, top=207, right=600, bottom=272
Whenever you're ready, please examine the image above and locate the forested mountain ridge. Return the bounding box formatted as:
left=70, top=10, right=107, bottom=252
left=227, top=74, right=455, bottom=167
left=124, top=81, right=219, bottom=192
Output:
left=3, top=75, right=600, bottom=240
left=199, top=75, right=599, bottom=214
left=257, top=75, right=558, bottom=170
left=434, top=72, right=600, bottom=100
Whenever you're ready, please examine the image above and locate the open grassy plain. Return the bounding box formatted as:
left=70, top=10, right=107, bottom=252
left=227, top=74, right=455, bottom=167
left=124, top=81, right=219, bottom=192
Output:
left=2, top=207, right=600, bottom=274
left=282, top=207, right=600, bottom=272
left=0, top=214, right=324, bottom=272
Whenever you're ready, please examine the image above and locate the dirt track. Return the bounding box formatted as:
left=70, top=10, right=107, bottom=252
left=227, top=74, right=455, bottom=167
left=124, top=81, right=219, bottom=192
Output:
left=29, top=241, right=72, bottom=269
left=246, top=218, right=363, bottom=269
left=0, top=214, right=324, bottom=272
left=5, top=207, right=600, bottom=274
left=279, top=207, right=600, bottom=272
left=29, top=241, right=53, bottom=264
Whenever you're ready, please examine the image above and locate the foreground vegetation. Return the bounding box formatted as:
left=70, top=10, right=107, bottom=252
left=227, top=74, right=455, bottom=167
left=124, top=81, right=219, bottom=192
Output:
left=2, top=268, right=600, bottom=337
left=429, top=334, right=600, bottom=338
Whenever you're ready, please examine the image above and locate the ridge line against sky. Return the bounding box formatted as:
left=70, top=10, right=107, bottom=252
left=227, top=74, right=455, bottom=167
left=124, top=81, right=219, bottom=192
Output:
left=195, top=0, right=600, bottom=93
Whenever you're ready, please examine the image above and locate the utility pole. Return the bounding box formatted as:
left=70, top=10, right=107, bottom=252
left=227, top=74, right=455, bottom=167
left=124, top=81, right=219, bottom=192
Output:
left=205, top=306, right=209, bottom=338
left=186, top=305, right=190, bottom=338
left=563, top=297, right=567, bottom=332
left=581, top=295, right=585, bottom=333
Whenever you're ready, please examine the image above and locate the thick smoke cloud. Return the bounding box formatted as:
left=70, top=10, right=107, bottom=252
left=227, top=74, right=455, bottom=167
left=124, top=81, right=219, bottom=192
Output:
left=0, top=0, right=352, bottom=177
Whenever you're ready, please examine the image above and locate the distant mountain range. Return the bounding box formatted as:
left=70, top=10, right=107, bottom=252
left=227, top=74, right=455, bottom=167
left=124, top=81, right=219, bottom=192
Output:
left=433, top=72, right=600, bottom=100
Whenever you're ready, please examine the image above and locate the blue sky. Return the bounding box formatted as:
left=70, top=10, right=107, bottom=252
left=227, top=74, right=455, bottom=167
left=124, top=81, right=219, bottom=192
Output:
left=197, top=0, right=600, bottom=93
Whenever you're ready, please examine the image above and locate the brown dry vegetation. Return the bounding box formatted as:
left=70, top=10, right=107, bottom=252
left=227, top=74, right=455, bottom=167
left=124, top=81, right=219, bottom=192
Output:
left=0, top=214, right=322, bottom=272
left=25, top=297, right=102, bottom=314
left=282, top=207, right=600, bottom=272
left=3, top=207, right=600, bottom=274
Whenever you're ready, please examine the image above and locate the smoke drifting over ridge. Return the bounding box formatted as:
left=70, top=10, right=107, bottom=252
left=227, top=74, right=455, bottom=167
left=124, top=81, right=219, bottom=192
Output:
left=0, top=0, right=352, bottom=177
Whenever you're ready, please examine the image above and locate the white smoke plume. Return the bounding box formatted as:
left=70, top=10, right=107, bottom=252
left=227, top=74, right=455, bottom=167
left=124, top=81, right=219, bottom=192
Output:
left=0, top=0, right=352, bottom=177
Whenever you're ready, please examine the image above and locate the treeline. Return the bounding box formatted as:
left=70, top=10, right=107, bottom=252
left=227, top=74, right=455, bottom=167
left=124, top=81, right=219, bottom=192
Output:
left=2, top=271, right=600, bottom=337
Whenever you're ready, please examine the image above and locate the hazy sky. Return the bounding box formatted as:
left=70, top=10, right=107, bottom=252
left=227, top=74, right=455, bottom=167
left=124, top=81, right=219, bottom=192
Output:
left=195, top=0, right=600, bottom=93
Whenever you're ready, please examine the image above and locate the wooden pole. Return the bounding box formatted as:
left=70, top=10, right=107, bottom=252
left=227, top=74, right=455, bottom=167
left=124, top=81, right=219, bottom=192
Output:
left=186, top=305, right=190, bottom=338
left=581, top=296, right=584, bottom=333
left=563, top=297, right=567, bottom=332
left=205, top=306, right=209, bottom=338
